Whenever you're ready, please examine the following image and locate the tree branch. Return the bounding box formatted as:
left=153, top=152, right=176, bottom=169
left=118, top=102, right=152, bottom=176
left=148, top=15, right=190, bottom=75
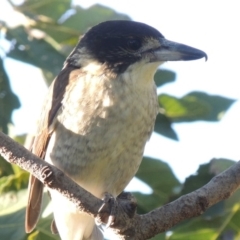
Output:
left=0, top=131, right=240, bottom=240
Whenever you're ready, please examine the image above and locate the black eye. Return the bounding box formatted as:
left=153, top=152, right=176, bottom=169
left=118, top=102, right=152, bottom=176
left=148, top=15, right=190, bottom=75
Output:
left=127, top=38, right=141, bottom=51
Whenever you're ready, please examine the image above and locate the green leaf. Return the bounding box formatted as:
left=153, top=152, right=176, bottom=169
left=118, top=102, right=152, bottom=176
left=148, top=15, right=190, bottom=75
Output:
left=137, top=157, right=180, bottom=196
left=135, top=157, right=181, bottom=212
left=0, top=58, right=20, bottom=133
left=220, top=203, right=240, bottom=239
left=14, top=134, right=27, bottom=146
left=0, top=189, right=27, bottom=216
left=181, top=159, right=236, bottom=195
left=0, top=189, right=54, bottom=240
left=0, top=171, right=29, bottom=194
left=0, top=156, right=14, bottom=177
left=159, top=92, right=235, bottom=122
left=134, top=192, right=165, bottom=214
left=158, top=93, right=210, bottom=122
left=0, top=207, right=26, bottom=240
left=17, top=0, right=71, bottom=22
left=0, top=190, right=29, bottom=240
left=169, top=213, right=226, bottom=239
left=209, top=158, right=236, bottom=176
left=181, top=163, right=214, bottom=195
left=62, top=4, right=130, bottom=35
left=154, top=113, right=178, bottom=140
left=170, top=223, right=218, bottom=240
left=183, top=92, right=236, bottom=121
left=6, top=26, right=66, bottom=83
left=180, top=159, right=236, bottom=219
left=149, top=232, right=166, bottom=240
left=169, top=201, right=240, bottom=240
left=154, top=69, right=176, bottom=88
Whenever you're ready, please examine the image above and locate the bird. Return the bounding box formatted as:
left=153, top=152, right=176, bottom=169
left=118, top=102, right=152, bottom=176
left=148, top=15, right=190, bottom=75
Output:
left=25, top=20, right=207, bottom=240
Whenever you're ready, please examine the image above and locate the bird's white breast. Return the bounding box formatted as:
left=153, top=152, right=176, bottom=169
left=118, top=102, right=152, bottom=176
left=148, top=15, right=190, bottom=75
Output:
left=46, top=60, right=159, bottom=198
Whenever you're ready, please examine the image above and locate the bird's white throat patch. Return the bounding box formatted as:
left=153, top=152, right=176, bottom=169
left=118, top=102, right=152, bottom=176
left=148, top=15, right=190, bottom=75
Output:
left=121, top=60, right=163, bottom=86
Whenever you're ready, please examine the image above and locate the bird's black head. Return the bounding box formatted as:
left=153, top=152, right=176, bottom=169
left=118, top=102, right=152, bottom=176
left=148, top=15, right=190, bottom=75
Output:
left=79, top=21, right=164, bottom=67
left=67, top=20, right=207, bottom=74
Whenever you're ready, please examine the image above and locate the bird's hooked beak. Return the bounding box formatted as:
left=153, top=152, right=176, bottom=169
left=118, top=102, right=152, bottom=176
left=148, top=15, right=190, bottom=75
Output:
left=150, top=38, right=207, bottom=62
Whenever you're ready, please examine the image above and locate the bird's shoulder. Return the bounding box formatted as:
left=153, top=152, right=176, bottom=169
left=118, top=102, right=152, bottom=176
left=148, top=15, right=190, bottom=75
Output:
left=30, top=66, right=83, bottom=157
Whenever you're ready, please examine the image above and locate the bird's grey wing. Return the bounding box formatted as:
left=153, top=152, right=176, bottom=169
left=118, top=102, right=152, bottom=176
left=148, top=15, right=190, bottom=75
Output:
left=25, top=66, right=80, bottom=233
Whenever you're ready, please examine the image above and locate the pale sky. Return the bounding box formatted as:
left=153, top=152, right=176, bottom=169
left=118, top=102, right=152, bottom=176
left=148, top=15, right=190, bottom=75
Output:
left=1, top=0, right=240, bottom=185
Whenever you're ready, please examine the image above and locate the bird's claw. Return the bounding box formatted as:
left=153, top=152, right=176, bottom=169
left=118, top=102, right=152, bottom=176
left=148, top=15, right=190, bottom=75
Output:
left=98, top=192, right=117, bottom=227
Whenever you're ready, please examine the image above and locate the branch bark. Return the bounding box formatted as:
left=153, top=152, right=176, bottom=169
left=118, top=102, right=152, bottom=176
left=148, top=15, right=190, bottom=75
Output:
left=0, top=131, right=240, bottom=240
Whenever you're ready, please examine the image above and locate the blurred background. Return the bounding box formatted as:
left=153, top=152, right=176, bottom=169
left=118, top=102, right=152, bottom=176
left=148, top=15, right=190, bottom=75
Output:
left=0, top=0, right=239, bottom=239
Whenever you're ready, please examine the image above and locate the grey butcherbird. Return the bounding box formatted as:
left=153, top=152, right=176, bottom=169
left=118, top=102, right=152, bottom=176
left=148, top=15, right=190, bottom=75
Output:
left=25, top=20, right=207, bottom=240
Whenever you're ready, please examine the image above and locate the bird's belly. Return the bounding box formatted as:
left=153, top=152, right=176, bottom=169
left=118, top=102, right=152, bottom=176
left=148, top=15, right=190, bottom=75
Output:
left=46, top=115, right=151, bottom=198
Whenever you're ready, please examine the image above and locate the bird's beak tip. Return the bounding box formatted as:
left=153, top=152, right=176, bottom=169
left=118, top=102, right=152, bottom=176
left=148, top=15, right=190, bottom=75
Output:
left=153, top=38, right=208, bottom=62
left=204, top=53, right=208, bottom=61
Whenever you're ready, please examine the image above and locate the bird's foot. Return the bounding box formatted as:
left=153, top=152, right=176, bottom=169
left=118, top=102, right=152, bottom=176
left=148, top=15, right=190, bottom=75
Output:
left=98, top=192, right=137, bottom=228
left=98, top=192, right=117, bottom=227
